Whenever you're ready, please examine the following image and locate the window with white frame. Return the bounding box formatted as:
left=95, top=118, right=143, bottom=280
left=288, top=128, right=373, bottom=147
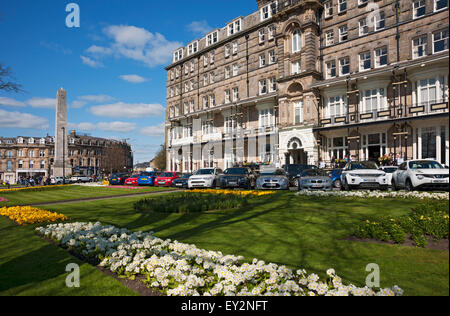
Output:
left=375, top=11, right=385, bottom=31
left=417, top=76, right=448, bottom=106
left=328, top=137, right=348, bottom=160
left=294, top=100, right=304, bottom=124
left=359, top=51, right=371, bottom=71
left=326, top=60, right=337, bottom=78
left=187, top=41, right=198, bottom=56
left=18, top=160, right=23, bottom=169
left=325, top=30, right=334, bottom=46
left=203, top=74, right=208, bottom=86
left=224, top=116, right=237, bottom=134
left=338, top=0, right=347, bottom=13
left=259, top=79, right=267, bottom=95
left=269, top=50, right=276, bottom=64
left=339, top=57, right=350, bottom=75
left=175, top=87, right=179, bottom=95
left=413, top=0, right=426, bottom=19
left=327, top=95, right=347, bottom=118
left=184, top=82, right=189, bottom=92
left=269, top=77, right=277, bottom=93
left=324, top=1, right=333, bottom=18
left=203, top=55, right=208, bottom=67
left=268, top=25, right=276, bottom=40
left=233, top=64, right=239, bottom=76
left=210, top=72, right=215, bottom=84
left=434, top=0, right=448, bottom=12
left=232, top=87, right=239, bottom=102
left=260, top=2, right=277, bottom=21
left=225, top=44, right=231, bottom=57
left=292, top=30, right=301, bottom=53
left=339, top=25, right=348, bottom=42
left=190, top=79, right=194, bottom=91
left=40, top=160, right=45, bottom=169
left=209, top=94, right=216, bottom=107
left=375, top=46, right=388, bottom=68
left=210, top=51, right=215, bottom=64
left=175, top=68, right=179, bottom=78
left=227, top=18, right=242, bottom=36
left=413, top=35, right=428, bottom=59
left=433, top=30, right=449, bottom=53
left=232, top=41, right=238, bottom=54
left=359, top=18, right=369, bottom=36
left=170, top=70, right=174, bottom=80
left=225, top=66, right=231, bottom=79
left=184, top=102, right=189, bottom=114
left=225, top=90, right=231, bottom=103
left=363, top=88, right=386, bottom=113
left=203, top=96, right=209, bottom=109
left=173, top=49, right=183, bottom=62
left=184, top=64, right=189, bottom=75
left=259, top=108, right=274, bottom=127
left=259, top=28, right=266, bottom=43
left=190, top=100, right=195, bottom=112
left=169, top=107, right=174, bottom=118
left=259, top=54, right=266, bottom=67
left=202, top=120, right=214, bottom=135
left=292, top=61, right=301, bottom=75
left=206, top=31, right=219, bottom=46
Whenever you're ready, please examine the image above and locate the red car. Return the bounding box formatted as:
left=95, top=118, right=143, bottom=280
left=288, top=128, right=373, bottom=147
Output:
left=124, top=174, right=141, bottom=186
left=155, top=172, right=181, bottom=187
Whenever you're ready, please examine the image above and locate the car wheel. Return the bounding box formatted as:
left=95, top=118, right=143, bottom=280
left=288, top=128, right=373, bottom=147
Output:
left=405, top=179, right=414, bottom=192
left=343, top=179, right=351, bottom=191
left=334, top=179, right=342, bottom=189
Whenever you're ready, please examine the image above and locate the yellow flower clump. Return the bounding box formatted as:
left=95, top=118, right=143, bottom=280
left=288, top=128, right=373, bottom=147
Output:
left=0, top=184, right=71, bottom=193
left=187, top=189, right=275, bottom=196
left=0, top=206, right=69, bottom=226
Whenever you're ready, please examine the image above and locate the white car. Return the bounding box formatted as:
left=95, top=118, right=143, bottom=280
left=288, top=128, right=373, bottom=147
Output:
left=392, top=159, right=449, bottom=191
left=341, top=161, right=389, bottom=191
left=50, top=176, right=67, bottom=185
left=188, top=168, right=223, bottom=189
left=71, top=175, right=92, bottom=183
left=380, top=166, right=399, bottom=187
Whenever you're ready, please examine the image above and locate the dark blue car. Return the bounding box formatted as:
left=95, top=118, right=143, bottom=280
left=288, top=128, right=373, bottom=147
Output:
left=329, top=169, right=343, bottom=189
left=137, top=172, right=160, bottom=186
left=171, top=174, right=192, bottom=189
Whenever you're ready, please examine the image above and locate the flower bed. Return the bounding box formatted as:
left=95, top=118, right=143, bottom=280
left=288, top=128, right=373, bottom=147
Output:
left=36, top=221, right=403, bottom=296
left=188, top=189, right=276, bottom=196
left=354, top=200, right=449, bottom=247
left=1, top=206, right=69, bottom=226
left=0, top=197, right=8, bottom=202
left=0, top=184, right=71, bottom=193
left=134, top=192, right=248, bottom=213
left=296, top=190, right=449, bottom=200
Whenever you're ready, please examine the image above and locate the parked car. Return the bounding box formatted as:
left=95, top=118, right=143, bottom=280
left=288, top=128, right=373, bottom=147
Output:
left=124, top=174, right=141, bottom=186
left=155, top=172, right=181, bottom=187
left=392, top=159, right=449, bottom=191
left=329, top=169, right=343, bottom=189
left=70, top=175, right=92, bottom=183
left=298, top=169, right=333, bottom=191
left=219, top=167, right=256, bottom=189
left=256, top=168, right=289, bottom=190
left=380, top=166, right=399, bottom=187
left=50, top=176, right=66, bottom=185
left=188, top=168, right=223, bottom=189
left=283, top=164, right=318, bottom=187
left=137, top=172, right=160, bottom=186
left=172, top=173, right=192, bottom=189
left=341, top=161, right=389, bottom=191
left=109, top=173, right=128, bottom=185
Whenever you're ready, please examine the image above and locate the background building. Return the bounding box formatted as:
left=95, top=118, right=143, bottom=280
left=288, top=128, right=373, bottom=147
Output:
left=165, top=0, right=449, bottom=171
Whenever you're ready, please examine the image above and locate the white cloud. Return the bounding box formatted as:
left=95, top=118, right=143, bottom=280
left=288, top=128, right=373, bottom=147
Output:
left=78, top=95, right=115, bottom=103
left=140, top=123, right=166, bottom=137
left=0, top=97, right=26, bottom=107
left=90, top=102, right=164, bottom=118
left=81, top=55, right=104, bottom=68
left=85, top=25, right=182, bottom=68
left=27, top=97, right=56, bottom=109
left=187, top=20, right=213, bottom=36
left=98, top=121, right=137, bottom=133
left=120, top=74, right=148, bottom=83
left=0, top=109, right=49, bottom=129
left=68, top=122, right=97, bottom=131
left=70, top=100, right=88, bottom=108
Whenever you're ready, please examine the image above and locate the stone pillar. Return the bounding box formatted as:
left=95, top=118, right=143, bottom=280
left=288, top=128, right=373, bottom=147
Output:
left=53, top=88, right=70, bottom=177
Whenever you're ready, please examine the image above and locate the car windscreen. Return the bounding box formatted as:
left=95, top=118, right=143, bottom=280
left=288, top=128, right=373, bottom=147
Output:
left=182, top=174, right=192, bottom=178
left=260, top=169, right=286, bottom=176
left=382, top=168, right=398, bottom=173
left=409, top=161, right=444, bottom=169
left=224, top=168, right=248, bottom=175
left=140, top=172, right=154, bottom=177
left=195, top=169, right=215, bottom=175
left=160, top=172, right=174, bottom=177
left=349, top=162, right=379, bottom=170
left=301, top=169, right=329, bottom=177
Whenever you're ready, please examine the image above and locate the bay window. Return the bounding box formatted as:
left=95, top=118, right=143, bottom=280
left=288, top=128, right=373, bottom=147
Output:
left=362, top=88, right=386, bottom=113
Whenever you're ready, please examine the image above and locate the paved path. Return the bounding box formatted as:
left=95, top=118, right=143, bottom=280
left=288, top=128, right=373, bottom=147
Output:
left=21, top=189, right=178, bottom=207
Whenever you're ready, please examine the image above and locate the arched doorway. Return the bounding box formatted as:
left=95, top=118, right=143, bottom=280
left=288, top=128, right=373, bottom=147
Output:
left=285, top=137, right=308, bottom=165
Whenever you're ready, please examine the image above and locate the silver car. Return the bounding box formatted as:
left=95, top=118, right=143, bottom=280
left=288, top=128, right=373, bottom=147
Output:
left=256, top=168, right=289, bottom=190
left=298, top=169, right=333, bottom=191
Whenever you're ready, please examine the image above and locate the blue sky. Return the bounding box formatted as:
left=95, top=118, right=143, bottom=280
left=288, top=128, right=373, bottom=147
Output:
left=0, top=0, right=256, bottom=163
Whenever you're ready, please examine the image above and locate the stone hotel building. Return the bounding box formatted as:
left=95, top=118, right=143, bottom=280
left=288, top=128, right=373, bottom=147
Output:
left=165, top=0, right=449, bottom=172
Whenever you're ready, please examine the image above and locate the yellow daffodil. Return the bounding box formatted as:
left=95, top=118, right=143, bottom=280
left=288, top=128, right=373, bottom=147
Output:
left=0, top=206, right=68, bottom=225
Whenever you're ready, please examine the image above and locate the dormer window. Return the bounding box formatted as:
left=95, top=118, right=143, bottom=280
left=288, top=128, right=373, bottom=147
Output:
left=206, top=30, right=219, bottom=46
left=28, top=138, right=34, bottom=144
left=227, top=18, right=242, bottom=36
left=260, top=1, right=277, bottom=21
left=173, top=48, right=184, bottom=63
left=17, top=137, right=24, bottom=144
left=187, top=41, right=198, bottom=56
left=40, top=138, right=45, bottom=145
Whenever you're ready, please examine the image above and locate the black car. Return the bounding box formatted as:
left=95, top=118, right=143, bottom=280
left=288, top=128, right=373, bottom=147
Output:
left=283, top=164, right=318, bottom=187
left=219, top=167, right=256, bottom=189
left=171, top=173, right=192, bottom=189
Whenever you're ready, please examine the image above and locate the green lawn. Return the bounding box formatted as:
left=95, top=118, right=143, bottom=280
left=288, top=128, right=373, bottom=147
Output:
left=0, top=190, right=448, bottom=296
left=0, top=185, right=172, bottom=207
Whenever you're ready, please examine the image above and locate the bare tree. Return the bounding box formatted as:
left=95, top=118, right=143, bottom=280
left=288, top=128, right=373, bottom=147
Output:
left=0, top=64, right=23, bottom=93
left=153, top=144, right=166, bottom=171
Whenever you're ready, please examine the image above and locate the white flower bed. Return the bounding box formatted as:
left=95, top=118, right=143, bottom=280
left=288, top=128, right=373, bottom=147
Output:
left=296, top=190, right=449, bottom=200
left=71, top=183, right=106, bottom=187
left=36, top=222, right=403, bottom=296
